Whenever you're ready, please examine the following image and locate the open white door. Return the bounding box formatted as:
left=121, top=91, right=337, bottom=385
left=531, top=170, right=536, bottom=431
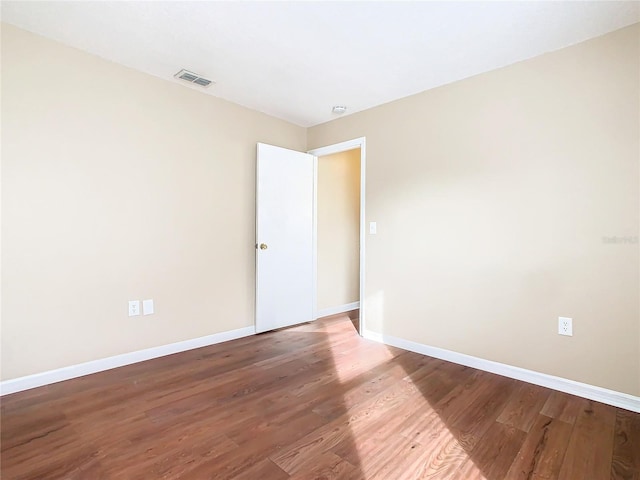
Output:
left=256, top=143, right=315, bottom=333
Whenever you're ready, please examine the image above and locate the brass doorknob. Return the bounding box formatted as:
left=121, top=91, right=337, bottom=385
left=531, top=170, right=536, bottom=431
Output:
left=259, top=243, right=268, bottom=250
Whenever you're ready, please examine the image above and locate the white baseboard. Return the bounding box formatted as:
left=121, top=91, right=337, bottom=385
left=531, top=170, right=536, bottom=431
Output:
left=363, top=329, right=640, bottom=413
left=0, top=325, right=256, bottom=396
left=316, top=301, right=360, bottom=319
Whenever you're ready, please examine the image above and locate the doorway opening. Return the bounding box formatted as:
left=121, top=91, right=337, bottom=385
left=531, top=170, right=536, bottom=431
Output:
left=309, top=138, right=366, bottom=335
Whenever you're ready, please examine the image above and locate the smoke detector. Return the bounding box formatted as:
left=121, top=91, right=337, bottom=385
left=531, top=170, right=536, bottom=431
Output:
left=332, top=105, right=347, bottom=114
left=174, top=69, right=214, bottom=88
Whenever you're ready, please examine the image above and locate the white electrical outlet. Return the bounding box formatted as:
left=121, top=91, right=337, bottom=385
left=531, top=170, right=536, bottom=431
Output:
left=558, top=317, right=572, bottom=336
left=128, top=300, right=140, bottom=317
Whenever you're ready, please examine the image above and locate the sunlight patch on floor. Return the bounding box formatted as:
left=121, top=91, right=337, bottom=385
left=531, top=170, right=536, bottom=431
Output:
left=323, top=340, right=480, bottom=478
left=328, top=345, right=397, bottom=386
left=348, top=404, right=487, bottom=479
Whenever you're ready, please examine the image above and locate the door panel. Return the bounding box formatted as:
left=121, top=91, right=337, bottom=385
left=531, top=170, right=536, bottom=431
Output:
left=256, top=143, right=315, bottom=333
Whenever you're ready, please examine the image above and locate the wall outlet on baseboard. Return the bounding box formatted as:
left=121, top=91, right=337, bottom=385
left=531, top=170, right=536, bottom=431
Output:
left=558, top=317, right=572, bottom=336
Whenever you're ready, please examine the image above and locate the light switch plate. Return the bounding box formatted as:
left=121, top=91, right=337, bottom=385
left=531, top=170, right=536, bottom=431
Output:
left=143, top=299, right=154, bottom=316
left=369, top=222, right=377, bottom=235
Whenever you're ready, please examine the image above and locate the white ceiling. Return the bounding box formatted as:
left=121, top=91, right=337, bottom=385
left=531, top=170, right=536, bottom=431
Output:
left=2, top=1, right=638, bottom=127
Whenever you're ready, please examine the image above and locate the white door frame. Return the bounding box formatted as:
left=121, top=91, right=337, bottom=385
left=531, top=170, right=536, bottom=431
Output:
left=308, top=137, right=366, bottom=335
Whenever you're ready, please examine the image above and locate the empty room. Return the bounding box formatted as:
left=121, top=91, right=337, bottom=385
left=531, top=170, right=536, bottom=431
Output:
left=1, top=1, right=639, bottom=479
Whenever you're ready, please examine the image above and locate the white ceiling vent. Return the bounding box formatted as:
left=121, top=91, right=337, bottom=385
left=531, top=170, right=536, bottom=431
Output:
left=174, top=69, right=214, bottom=88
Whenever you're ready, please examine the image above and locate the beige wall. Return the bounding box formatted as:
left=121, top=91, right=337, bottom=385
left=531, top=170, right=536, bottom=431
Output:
left=317, top=149, right=360, bottom=311
left=3, top=22, right=639, bottom=397
left=1, top=24, right=306, bottom=380
left=309, top=24, right=640, bottom=395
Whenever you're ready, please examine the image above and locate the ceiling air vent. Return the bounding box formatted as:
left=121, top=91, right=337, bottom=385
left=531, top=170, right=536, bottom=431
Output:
left=174, top=69, right=214, bottom=88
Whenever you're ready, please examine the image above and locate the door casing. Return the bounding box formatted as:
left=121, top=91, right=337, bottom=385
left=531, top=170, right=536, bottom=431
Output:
left=308, top=137, right=366, bottom=335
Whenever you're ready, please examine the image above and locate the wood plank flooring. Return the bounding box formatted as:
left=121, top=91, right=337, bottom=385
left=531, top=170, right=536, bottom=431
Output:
left=1, top=314, right=638, bottom=479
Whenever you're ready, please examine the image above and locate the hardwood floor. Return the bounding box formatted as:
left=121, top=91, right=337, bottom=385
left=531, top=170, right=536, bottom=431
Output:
left=1, top=314, right=638, bottom=479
